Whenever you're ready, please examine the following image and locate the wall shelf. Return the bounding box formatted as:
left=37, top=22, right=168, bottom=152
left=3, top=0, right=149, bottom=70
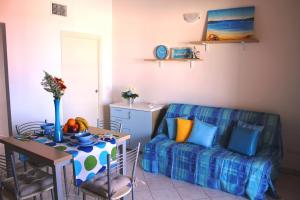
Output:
left=190, top=38, right=259, bottom=51
left=144, top=58, right=202, bottom=68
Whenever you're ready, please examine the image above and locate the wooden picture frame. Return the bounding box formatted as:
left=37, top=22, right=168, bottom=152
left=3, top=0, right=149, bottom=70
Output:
left=170, top=47, right=193, bottom=59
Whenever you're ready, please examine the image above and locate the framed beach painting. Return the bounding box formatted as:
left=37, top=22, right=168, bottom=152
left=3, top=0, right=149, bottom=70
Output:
left=206, top=6, right=255, bottom=41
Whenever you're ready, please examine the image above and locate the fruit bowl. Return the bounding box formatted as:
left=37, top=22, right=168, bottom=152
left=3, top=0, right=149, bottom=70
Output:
left=75, top=132, right=93, bottom=143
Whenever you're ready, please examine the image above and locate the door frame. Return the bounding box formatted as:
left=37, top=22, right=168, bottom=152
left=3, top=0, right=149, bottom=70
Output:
left=0, top=23, right=13, bottom=136
left=60, top=31, right=103, bottom=121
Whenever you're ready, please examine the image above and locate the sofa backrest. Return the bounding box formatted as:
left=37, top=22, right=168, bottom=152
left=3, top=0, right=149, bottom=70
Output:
left=157, top=103, right=282, bottom=157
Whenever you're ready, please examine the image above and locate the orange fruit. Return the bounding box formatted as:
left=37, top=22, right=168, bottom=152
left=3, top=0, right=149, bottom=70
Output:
left=67, top=118, right=76, bottom=126
left=63, top=124, right=68, bottom=133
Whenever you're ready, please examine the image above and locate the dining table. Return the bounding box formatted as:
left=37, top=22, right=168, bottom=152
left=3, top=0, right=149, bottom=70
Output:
left=0, top=126, right=130, bottom=200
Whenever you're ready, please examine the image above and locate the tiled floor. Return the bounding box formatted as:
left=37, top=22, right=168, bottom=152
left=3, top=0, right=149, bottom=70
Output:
left=2, top=162, right=300, bottom=200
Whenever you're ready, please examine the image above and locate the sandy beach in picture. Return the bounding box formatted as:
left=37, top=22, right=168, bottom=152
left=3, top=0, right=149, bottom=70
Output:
left=206, top=6, right=255, bottom=41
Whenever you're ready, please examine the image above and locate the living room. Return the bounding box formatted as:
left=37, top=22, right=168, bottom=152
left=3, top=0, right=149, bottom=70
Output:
left=0, top=0, right=299, bottom=200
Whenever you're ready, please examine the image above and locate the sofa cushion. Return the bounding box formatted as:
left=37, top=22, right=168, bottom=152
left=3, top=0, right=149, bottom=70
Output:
left=228, top=126, right=261, bottom=156
left=187, top=119, right=218, bottom=147
left=176, top=118, right=193, bottom=142
left=166, top=117, right=188, bottom=140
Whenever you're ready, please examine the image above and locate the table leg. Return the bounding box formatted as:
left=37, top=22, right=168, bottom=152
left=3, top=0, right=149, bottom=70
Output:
left=52, top=163, right=67, bottom=200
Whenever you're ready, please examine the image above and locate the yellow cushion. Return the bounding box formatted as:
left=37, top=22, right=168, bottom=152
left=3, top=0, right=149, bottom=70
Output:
left=176, top=118, right=193, bottom=142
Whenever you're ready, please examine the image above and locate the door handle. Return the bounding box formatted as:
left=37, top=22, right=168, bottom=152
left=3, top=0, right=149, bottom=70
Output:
left=95, top=89, right=98, bottom=93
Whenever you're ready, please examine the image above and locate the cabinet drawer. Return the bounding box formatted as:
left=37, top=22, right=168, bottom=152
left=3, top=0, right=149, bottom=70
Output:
left=110, top=108, right=130, bottom=119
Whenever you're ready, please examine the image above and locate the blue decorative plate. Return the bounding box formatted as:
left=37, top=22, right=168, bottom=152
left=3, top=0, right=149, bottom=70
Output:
left=155, top=45, right=168, bottom=59
left=78, top=141, right=97, bottom=147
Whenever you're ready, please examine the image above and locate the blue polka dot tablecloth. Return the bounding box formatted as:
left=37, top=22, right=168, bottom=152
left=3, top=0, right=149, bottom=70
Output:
left=34, top=135, right=117, bottom=186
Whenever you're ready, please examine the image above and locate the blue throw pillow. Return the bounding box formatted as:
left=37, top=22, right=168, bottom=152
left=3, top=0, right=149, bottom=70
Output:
left=186, top=119, right=218, bottom=147
left=166, top=117, right=188, bottom=140
left=228, top=126, right=261, bottom=156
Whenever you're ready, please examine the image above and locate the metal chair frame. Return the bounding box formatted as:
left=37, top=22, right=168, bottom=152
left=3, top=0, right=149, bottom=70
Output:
left=97, top=120, right=123, bottom=133
left=81, top=143, right=141, bottom=200
left=16, top=120, right=48, bottom=136
left=15, top=121, right=69, bottom=197
left=0, top=154, right=54, bottom=200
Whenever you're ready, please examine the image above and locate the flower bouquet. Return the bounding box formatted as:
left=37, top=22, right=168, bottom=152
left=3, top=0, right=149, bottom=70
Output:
left=41, top=71, right=67, bottom=142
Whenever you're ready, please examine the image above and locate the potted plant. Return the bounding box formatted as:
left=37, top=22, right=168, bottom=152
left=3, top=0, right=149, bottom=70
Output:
left=121, top=88, right=139, bottom=106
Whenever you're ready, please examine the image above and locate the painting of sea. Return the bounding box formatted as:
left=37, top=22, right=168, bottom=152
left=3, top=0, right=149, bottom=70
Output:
left=206, top=6, right=255, bottom=41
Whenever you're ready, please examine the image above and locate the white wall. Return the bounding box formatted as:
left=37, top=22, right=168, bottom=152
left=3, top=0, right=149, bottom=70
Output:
left=112, top=0, right=300, bottom=170
left=0, top=0, right=112, bottom=132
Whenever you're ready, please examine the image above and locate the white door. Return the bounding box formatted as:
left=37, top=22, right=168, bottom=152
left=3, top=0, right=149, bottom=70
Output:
left=61, top=32, right=101, bottom=126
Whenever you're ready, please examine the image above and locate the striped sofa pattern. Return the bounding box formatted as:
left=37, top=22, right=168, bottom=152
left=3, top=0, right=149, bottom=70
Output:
left=142, top=103, right=282, bottom=200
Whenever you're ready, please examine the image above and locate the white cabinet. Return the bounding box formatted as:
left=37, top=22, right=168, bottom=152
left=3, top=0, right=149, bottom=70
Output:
left=110, top=102, right=164, bottom=150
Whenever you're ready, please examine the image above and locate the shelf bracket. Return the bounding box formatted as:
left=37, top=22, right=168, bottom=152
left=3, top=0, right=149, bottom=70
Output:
left=241, top=41, right=246, bottom=50
left=158, top=60, right=163, bottom=68
left=202, top=43, right=208, bottom=52
left=189, top=61, right=194, bottom=69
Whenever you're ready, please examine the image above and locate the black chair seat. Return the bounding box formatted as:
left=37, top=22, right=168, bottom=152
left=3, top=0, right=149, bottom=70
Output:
left=2, top=169, right=53, bottom=197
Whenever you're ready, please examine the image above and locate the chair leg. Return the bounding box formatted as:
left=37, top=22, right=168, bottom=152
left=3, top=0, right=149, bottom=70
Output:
left=40, top=193, right=43, bottom=200
left=83, top=192, right=86, bottom=200
left=131, top=187, right=134, bottom=200
left=50, top=189, right=54, bottom=200
left=63, top=166, right=68, bottom=196
left=77, top=187, right=80, bottom=196
left=33, top=196, right=37, bottom=200
left=23, top=161, right=27, bottom=171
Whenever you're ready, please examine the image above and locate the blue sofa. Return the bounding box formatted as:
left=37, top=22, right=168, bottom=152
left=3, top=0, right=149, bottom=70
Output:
left=142, top=103, right=282, bottom=200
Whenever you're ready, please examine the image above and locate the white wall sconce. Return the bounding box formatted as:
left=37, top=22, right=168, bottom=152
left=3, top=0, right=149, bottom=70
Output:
left=183, top=12, right=200, bottom=23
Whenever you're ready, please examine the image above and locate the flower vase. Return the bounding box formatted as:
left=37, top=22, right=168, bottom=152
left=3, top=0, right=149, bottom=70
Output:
left=54, top=98, right=63, bottom=142
left=127, top=98, right=134, bottom=106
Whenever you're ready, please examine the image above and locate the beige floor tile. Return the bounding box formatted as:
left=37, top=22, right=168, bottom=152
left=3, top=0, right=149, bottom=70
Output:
left=125, top=190, right=154, bottom=200
left=172, top=179, right=199, bottom=188
left=145, top=174, right=175, bottom=190
left=176, top=186, right=209, bottom=200
left=202, top=187, right=235, bottom=198
left=150, top=187, right=182, bottom=200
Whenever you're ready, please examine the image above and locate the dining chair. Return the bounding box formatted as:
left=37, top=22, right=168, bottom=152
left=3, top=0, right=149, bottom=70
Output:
left=80, top=142, right=141, bottom=200
left=16, top=120, right=49, bottom=171
left=97, top=120, right=123, bottom=132
left=0, top=153, right=54, bottom=200
left=15, top=121, right=69, bottom=197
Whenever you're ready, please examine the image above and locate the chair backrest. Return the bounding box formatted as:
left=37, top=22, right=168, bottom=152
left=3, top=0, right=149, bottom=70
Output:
left=106, top=142, right=140, bottom=199
left=16, top=120, right=47, bottom=135
left=97, top=120, right=122, bottom=132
